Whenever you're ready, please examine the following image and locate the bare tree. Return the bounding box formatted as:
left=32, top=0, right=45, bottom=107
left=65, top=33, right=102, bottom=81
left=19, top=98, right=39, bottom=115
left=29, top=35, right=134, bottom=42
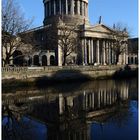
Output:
left=2, top=0, right=34, bottom=66
left=58, top=23, right=80, bottom=65
left=45, top=19, right=80, bottom=66
left=111, top=23, right=129, bottom=64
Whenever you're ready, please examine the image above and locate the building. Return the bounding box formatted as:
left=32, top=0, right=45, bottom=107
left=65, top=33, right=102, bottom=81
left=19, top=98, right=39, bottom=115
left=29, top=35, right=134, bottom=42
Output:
left=14, top=0, right=129, bottom=66
left=128, top=38, right=138, bottom=65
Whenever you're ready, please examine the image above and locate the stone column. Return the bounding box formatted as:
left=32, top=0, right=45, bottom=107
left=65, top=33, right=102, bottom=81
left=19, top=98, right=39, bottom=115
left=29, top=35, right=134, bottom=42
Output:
left=82, top=39, right=85, bottom=65
left=104, top=90, right=106, bottom=106
left=82, top=1, right=84, bottom=16
left=92, top=93, right=94, bottom=109
left=91, top=39, right=94, bottom=64
left=106, top=40, right=109, bottom=64
left=108, top=42, right=111, bottom=64
left=47, top=50, right=50, bottom=66
left=71, top=0, right=74, bottom=15
left=111, top=42, right=114, bottom=64
left=66, top=0, right=68, bottom=14
left=59, top=0, right=62, bottom=14
left=96, top=40, right=100, bottom=64
left=84, top=39, right=87, bottom=64
left=98, top=90, right=100, bottom=108
left=54, top=0, right=56, bottom=15
left=77, top=0, right=80, bottom=15
left=102, top=40, right=106, bottom=65
left=125, top=43, right=128, bottom=64
left=59, top=94, right=64, bottom=115
left=58, top=43, right=62, bottom=66
left=88, top=39, right=91, bottom=64
left=85, top=3, right=88, bottom=17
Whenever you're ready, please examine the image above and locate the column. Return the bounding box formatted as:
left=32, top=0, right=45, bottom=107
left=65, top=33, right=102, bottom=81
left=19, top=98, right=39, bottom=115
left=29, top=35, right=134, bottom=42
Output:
left=108, top=42, right=111, bottom=64
left=58, top=42, right=62, bottom=66
left=85, top=3, right=88, bottom=17
left=82, top=1, right=84, bottom=16
left=59, top=94, right=63, bottom=115
left=54, top=0, right=56, bottom=15
left=47, top=51, right=50, bottom=66
left=66, top=0, right=68, bottom=14
left=59, top=0, right=62, bottom=14
left=84, top=2, right=86, bottom=16
left=106, top=40, right=109, bottom=64
left=98, top=90, right=100, bottom=108
left=111, top=42, right=114, bottom=64
left=77, top=0, right=80, bottom=15
left=125, top=43, right=128, bottom=64
left=84, top=39, right=87, bottom=64
left=104, top=90, right=106, bottom=106
left=82, top=39, right=85, bottom=65
left=88, top=39, right=91, bottom=64
left=102, top=40, right=106, bottom=65
left=96, top=40, right=100, bottom=64
left=92, top=93, right=94, bottom=109
left=71, top=0, right=74, bottom=15
left=91, top=39, right=94, bottom=64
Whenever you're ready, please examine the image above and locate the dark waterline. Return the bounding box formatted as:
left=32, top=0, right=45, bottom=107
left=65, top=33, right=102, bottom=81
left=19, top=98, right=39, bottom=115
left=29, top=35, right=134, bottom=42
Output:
left=2, top=78, right=138, bottom=140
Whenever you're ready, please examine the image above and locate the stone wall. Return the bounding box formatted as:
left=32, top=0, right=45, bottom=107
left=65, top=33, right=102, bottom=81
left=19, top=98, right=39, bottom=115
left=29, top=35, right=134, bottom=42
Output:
left=2, top=65, right=138, bottom=81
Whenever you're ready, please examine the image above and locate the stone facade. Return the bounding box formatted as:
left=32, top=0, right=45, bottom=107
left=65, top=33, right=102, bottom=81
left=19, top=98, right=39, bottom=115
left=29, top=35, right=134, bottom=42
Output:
left=128, top=38, right=138, bottom=64
left=14, top=0, right=129, bottom=67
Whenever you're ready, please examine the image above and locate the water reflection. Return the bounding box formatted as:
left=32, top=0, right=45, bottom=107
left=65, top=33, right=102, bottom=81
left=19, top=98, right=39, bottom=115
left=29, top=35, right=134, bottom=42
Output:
left=2, top=78, right=138, bottom=140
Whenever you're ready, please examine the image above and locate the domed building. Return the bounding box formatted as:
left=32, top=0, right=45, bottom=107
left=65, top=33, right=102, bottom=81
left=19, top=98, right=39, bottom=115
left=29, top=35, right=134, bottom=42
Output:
left=18, top=0, right=128, bottom=66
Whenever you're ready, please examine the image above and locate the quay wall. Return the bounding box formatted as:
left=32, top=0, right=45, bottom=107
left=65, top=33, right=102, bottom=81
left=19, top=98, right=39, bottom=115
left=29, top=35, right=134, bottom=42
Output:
left=2, top=65, right=138, bottom=82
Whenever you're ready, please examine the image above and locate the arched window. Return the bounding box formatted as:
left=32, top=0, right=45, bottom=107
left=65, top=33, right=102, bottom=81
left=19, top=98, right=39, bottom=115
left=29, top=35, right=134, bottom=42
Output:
left=50, top=55, right=55, bottom=65
left=13, top=50, right=23, bottom=66
left=33, top=55, right=40, bottom=66
left=42, top=55, right=47, bottom=66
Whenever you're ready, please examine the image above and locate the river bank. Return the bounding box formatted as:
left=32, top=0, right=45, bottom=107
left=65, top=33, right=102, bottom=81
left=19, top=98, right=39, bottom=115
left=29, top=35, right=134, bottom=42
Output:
left=2, top=65, right=138, bottom=89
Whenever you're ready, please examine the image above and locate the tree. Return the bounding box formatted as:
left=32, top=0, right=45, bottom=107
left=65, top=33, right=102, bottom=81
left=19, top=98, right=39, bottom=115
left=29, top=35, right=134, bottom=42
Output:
left=45, top=19, right=80, bottom=66
left=111, top=23, right=129, bottom=64
left=58, top=23, right=80, bottom=65
left=2, top=0, right=34, bottom=66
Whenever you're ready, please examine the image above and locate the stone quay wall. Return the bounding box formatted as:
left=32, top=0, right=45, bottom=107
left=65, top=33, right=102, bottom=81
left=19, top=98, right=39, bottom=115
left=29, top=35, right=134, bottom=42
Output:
left=2, top=65, right=138, bottom=81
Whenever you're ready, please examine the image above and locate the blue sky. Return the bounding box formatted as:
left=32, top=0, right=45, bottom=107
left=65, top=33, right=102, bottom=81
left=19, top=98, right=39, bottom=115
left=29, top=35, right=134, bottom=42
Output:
left=19, top=0, right=138, bottom=37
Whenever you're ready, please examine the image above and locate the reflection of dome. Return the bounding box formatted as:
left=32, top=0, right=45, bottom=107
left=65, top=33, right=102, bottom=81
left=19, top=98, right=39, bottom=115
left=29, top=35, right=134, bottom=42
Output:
left=43, top=0, right=89, bottom=25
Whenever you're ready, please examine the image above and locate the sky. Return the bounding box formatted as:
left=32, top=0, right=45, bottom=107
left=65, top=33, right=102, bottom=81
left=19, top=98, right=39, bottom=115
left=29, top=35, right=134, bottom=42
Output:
left=18, top=0, right=138, bottom=37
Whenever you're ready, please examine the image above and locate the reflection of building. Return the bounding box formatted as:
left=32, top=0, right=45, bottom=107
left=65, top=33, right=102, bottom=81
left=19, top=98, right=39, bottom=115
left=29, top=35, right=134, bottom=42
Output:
left=128, top=38, right=138, bottom=65
left=11, top=0, right=129, bottom=66
left=2, top=80, right=131, bottom=140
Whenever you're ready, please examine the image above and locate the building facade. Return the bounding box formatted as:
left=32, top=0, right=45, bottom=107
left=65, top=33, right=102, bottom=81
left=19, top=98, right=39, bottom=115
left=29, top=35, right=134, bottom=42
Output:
left=128, top=38, right=138, bottom=65
left=14, top=0, right=129, bottom=66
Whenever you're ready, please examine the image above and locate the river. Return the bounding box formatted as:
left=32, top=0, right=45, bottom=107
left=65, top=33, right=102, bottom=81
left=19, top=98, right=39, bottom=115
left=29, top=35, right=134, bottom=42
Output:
left=2, top=78, right=138, bottom=140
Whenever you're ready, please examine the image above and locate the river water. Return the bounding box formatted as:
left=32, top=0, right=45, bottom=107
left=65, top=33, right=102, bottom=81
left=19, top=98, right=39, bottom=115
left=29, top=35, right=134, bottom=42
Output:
left=2, top=78, right=138, bottom=140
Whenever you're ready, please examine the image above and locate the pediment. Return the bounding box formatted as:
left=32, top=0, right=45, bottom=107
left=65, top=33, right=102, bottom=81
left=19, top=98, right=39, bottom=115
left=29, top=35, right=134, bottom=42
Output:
left=86, top=24, right=114, bottom=34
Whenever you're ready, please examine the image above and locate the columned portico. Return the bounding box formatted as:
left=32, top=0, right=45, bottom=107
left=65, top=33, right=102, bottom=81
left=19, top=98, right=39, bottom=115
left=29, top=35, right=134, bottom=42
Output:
left=81, top=35, right=128, bottom=66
